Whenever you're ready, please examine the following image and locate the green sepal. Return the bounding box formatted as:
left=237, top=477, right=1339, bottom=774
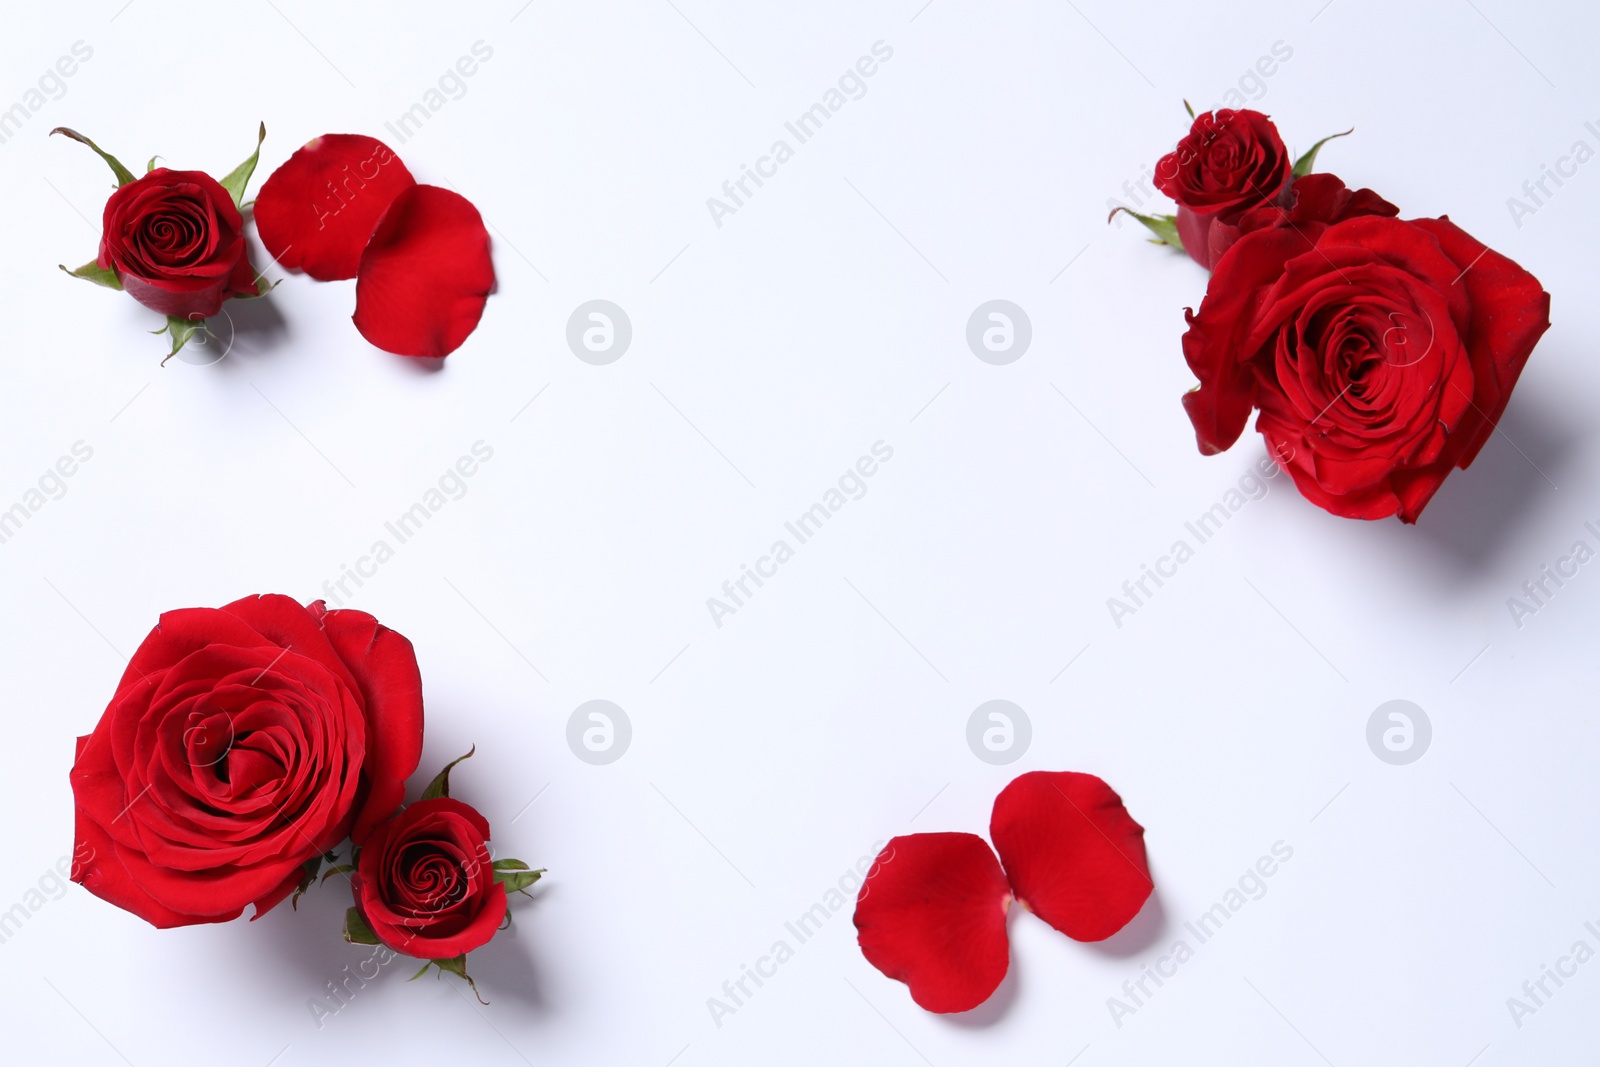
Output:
left=290, top=854, right=322, bottom=910
left=420, top=747, right=476, bottom=801
left=234, top=275, right=279, bottom=300
left=319, top=864, right=356, bottom=884
left=218, top=122, right=266, bottom=209
left=1183, top=98, right=1196, bottom=119
left=1292, top=128, right=1353, bottom=178
left=146, top=155, right=161, bottom=174
left=343, top=907, right=380, bottom=946
left=408, top=962, right=432, bottom=981
left=50, top=127, right=136, bottom=187
left=1107, top=206, right=1184, bottom=252
left=153, top=315, right=207, bottom=365
left=436, top=954, right=487, bottom=1004
left=59, top=260, right=121, bottom=290
left=494, top=864, right=545, bottom=895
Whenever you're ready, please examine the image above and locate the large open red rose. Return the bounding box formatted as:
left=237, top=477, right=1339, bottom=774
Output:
left=69, top=595, right=423, bottom=928
left=1181, top=215, right=1551, bottom=521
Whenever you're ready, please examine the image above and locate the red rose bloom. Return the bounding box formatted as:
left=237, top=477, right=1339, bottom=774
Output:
left=352, top=797, right=507, bottom=959
left=1182, top=171, right=1399, bottom=271
left=1156, top=108, right=1292, bottom=229
left=98, top=168, right=260, bottom=319
left=1182, top=215, right=1551, bottom=521
left=69, top=595, right=423, bottom=928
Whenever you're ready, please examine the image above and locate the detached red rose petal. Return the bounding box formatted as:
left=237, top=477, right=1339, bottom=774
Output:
left=852, top=833, right=1012, bottom=1013
left=254, top=134, right=415, bottom=281
left=990, top=771, right=1152, bottom=942
left=352, top=185, right=494, bottom=358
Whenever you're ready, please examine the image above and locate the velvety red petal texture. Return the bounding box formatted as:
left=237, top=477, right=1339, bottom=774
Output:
left=1154, top=109, right=1292, bottom=224
left=254, top=134, right=415, bottom=281
left=352, top=185, right=494, bottom=358
left=1409, top=216, right=1551, bottom=472
left=355, top=797, right=506, bottom=960
left=853, top=833, right=1012, bottom=1013
left=1181, top=212, right=1549, bottom=523
left=69, top=595, right=425, bottom=929
left=1180, top=227, right=1309, bottom=453
left=990, top=772, right=1152, bottom=942
left=309, top=601, right=424, bottom=844
left=98, top=168, right=257, bottom=319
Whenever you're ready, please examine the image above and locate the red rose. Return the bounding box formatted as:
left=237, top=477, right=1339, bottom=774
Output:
left=351, top=797, right=507, bottom=959
left=1156, top=108, right=1292, bottom=226
left=69, top=595, right=423, bottom=928
left=99, top=168, right=259, bottom=319
left=1181, top=215, right=1551, bottom=521
left=1181, top=171, right=1398, bottom=271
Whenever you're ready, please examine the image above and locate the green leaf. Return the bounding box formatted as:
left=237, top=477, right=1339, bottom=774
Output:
left=435, top=954, right=487, bottom=1004
left=59, top=259, right=121, bottom=290
left=343, top=907, right=380, bottom=946
left=218, top=122, right=266, bottom=209
left=420, top=746, right=476, bottom=801
left=495, top=868, right=545, bottom=895
left=1107, top=206, right=1184, bottom=252
left=1292, top=128, right=1353, bottom=179
left=50, top=127, right=136, bottom=187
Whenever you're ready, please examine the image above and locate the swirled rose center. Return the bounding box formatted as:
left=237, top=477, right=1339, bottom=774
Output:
left=397, top=842, right=468, bottom=911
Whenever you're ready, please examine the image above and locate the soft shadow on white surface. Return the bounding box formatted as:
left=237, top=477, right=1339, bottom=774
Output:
left=1402, top=386, right=1583, bottom=573
left=936, top=887, right=1166, bottom=1031
left=1084, top=885, right=1169, bottom=960
left=464, top=887, right=553, bottom=1016
left=218, top=290, right=290, bottom=363
left=248, top=876, right=551, bottom=1017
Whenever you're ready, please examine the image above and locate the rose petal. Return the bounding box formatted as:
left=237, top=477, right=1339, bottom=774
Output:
left=852, top=833, right=1011, bottom=1013
left=254, top=134, right=415, bottom=281
left=989, top=771, right=1152, bottom=942
left=352, top=185, right=494, bottom=358
left=309, top=602, right=424, bottom=843
left=1409, top=216, right=1550, bottom=472
left=1181, top=227, right=1313, bottom=453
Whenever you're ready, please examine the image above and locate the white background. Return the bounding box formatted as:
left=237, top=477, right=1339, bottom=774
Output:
left=1, top=0, right=1597, bottom=1064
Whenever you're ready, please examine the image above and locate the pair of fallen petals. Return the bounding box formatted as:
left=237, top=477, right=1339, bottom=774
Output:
left=254, top=134, right=493, bottom=358
left=853, top=771, right=1152, bottom=1013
